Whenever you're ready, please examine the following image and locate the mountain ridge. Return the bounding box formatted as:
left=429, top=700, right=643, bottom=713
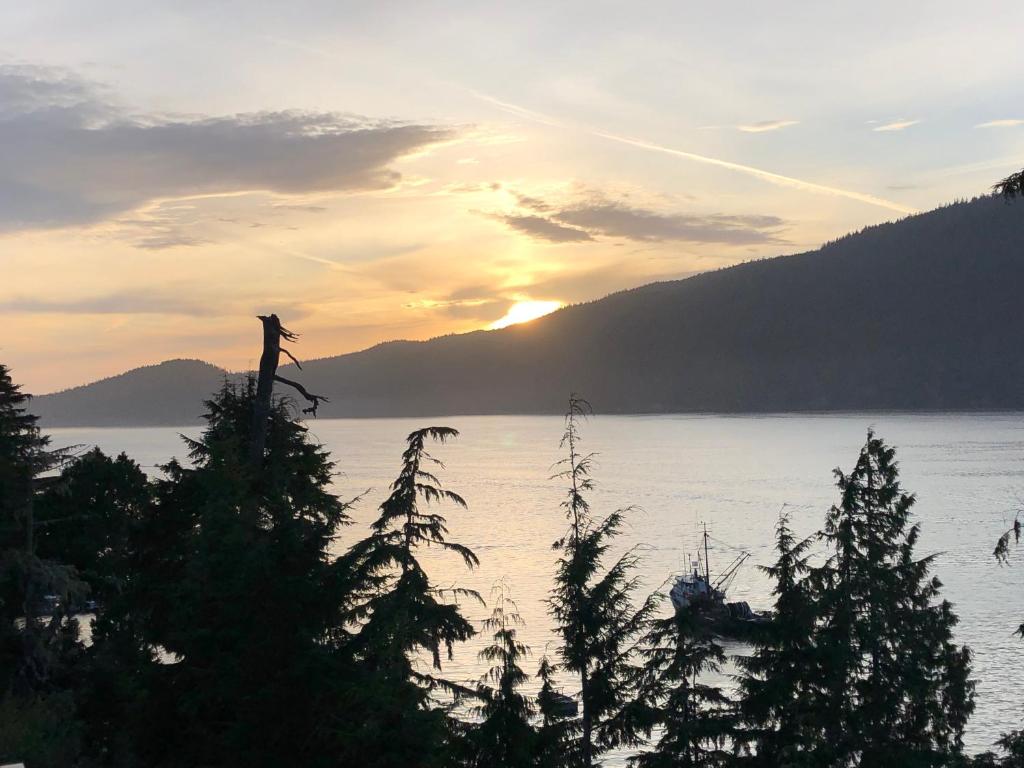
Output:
left=30, top=195, right=1024, bottom=426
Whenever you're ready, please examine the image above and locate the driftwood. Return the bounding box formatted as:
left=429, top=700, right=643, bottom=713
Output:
left=247, top=314, right=328, bottom=467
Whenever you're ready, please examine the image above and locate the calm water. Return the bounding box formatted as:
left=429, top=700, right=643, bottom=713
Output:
left=49, top=414, right=1024, bottom=757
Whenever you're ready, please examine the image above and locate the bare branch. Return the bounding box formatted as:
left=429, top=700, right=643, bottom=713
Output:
left=274, top=374, right=329, bottom=416
left=280, top=346, right=303, bottom=370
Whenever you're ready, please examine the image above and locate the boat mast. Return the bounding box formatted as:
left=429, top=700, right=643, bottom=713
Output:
left=703, top=522, right=710, bottom=584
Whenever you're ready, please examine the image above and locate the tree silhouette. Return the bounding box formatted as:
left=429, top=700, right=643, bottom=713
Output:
left=342, top=426, right=480, bottom=767
left=632, top=608, right=733, bottom=767
left=549, top=394, right=657, bottom=767
left=249, top=314, right=328, bottom=467
left=464, top=582, right=536, bottom=768
left=734, top=512, right=818, bottom=766
left=993, top=169, right=1024, bottom=199
left=0, top=364, right=84, bottom=767
left=810, top=431, right=974, bottom=764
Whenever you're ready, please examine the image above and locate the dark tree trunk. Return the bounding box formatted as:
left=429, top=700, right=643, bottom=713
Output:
left=249, top=314, right=283, bottom=467
left=247, top=314, right=327, bottom=469
left=581, top=667, right=593, bottom=767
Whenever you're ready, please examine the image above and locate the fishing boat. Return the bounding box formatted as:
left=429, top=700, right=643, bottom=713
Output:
left=547, top=691, right=579, bottom=718
left=669, top=524, right=769, bottom=637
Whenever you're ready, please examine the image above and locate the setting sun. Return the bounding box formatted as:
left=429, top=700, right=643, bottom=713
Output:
left=488, top=300, right=564, bottom=329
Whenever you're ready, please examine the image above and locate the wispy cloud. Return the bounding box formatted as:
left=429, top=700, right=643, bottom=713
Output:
left=556, top=202, right=786, bottom=245
left=737, top=119, right=799, bottom=133
left=872, top=119, right=920, bottom=132
left=0, top=292, right=219, bottom=317
left=473, top=92, right=916, bottom=215
left=494, top=214, right=593, bottom=243
left=492, top=192, right=787, bottom=245
left=0, top=65, right=456, bottom=232
left=976, top=119, right=1024, bottom=129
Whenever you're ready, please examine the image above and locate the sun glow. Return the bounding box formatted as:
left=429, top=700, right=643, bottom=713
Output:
left=489, top=300, right=563, bottom=329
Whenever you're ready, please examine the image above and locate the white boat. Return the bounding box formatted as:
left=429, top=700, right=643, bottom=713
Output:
left=669, top=524, right=769, bottom=635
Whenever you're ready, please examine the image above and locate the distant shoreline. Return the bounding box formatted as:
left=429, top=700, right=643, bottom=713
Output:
left=40, top=408, right=1024, bottom=430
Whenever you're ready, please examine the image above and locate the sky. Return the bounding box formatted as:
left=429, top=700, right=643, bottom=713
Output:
left=2, top=1, right=1024, bottom=393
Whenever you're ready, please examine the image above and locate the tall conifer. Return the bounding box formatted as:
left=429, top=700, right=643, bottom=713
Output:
left=632, top=608, right=733, bottom=768
left=809, top=430, right=974, bottom=765
left=344, top=426, right=479, bottom=767
left=465, top=583, right=536, bottom=768
left=0, top=363, right=84, bottom=766
left=90, top=378, right=355, bottom=767
left=734, top=512, right=817, bottom=766
left=549, top=395, right=656, bottom=767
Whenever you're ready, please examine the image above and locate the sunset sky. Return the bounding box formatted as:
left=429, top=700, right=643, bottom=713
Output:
left=3, top=1, right=1024, bottom=392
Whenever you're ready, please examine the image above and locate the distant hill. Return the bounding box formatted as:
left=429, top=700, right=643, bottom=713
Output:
left=32, top=196, right=1024, bottom=426
left=33, top=359, right=230, bottom=427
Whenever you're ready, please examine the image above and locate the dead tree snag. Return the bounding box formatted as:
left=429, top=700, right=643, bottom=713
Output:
left=248, top=314, right=328, bottom=467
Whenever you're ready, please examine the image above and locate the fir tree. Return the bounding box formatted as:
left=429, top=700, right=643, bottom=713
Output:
left=993, top=168, right=1024, bottom=199
left=0, top=363, right=84, bottom=767
left=36, top=448, right=152, bottom=607
left=535, top=653, right=576, bottom=768
left=465, top=583, right=536, bottom=768
left=89, top=378, right=356, bottom=767
left=549, top=395, right=657, bottom=767
left=632, top=608, right=733, bottom=768
left=810, top=430, right=975, bottom=766
left=993, top=515, right=1022, bottom=638
left=972, top=730, right=1024, bottom=767
left=343, top=426, right=480, bottom=767
left=734, top=511, right=817, bottom=767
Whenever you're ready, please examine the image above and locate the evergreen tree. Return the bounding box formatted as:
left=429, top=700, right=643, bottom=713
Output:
left=36, top=448, right=152, bottom=607
left=0, top=363, right=84, bottom=767
left=972, top=731, right=1024, bottom=767
left=734, top=512, right=817, bottom=766
left=809, top=430, right=975, bottom=766
left=993, top=516, right=1022, bottom=638
left=631, top=608, right=733, bottom=768
left=465, top=583, right=536, bottom=768
left=343, top=426, right=479, bottom=768
left=535, top=653, right=576, bottom=768
left=549, top=395, right=657, bottom=767
left=993, top=168, right=1024, bottom=199
left=89, top=378, right=355, bottom=767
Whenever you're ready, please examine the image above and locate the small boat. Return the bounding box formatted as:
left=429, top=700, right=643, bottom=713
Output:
left=547, top=691, right=579, bottom=718
left=669, top=524, right=769, bottom=638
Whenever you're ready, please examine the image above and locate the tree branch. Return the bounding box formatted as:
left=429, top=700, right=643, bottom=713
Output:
left=274, top=374, right=329, bottom=416
left=280, top=346, right=303, bottom=370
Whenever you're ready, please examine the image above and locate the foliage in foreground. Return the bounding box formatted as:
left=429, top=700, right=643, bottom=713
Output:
left=549, top=394, right=658, bottom=767
left=1, top=364, right=1021, bottom=767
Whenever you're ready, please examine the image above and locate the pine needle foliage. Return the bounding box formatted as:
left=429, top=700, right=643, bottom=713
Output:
left=993, top=169, right=1024, bottom=199
left=535, top=653, right=577, bottom=768
left=631, top=607, right=733, bottom=768
left=0, top=364, right=84, bottom=766
left=465, top=582, right=536, bottom=768
left=734, top=512, right=818, bottom=766
left=342, top=426, right=480, bottom=767
left=808, top=430, right=975, bottom=766
left=86, top=377, right=356, bottom=767
left=993, top=516, right=1023, bottom=638
left=549, top=394, right=658, bottom=767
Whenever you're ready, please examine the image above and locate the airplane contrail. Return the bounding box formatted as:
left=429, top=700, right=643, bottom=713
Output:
left=472, top=92, right=917, bottom=216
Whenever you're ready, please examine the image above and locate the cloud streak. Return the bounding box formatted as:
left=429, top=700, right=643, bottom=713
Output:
left=0, top=289, right=311, bottom=319
left=493, top=193, right=786, bottom=245
left=872, top=119, right=920, bottom=132
left=495, top=214, right=594, bottom=242
left=474, top=92, right=916, bottom=215
left=976, top=119, right=1024, bottom=129
left=737, top=119, right=799, bottom=133
left=555, top=202, right=785, bottom=244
